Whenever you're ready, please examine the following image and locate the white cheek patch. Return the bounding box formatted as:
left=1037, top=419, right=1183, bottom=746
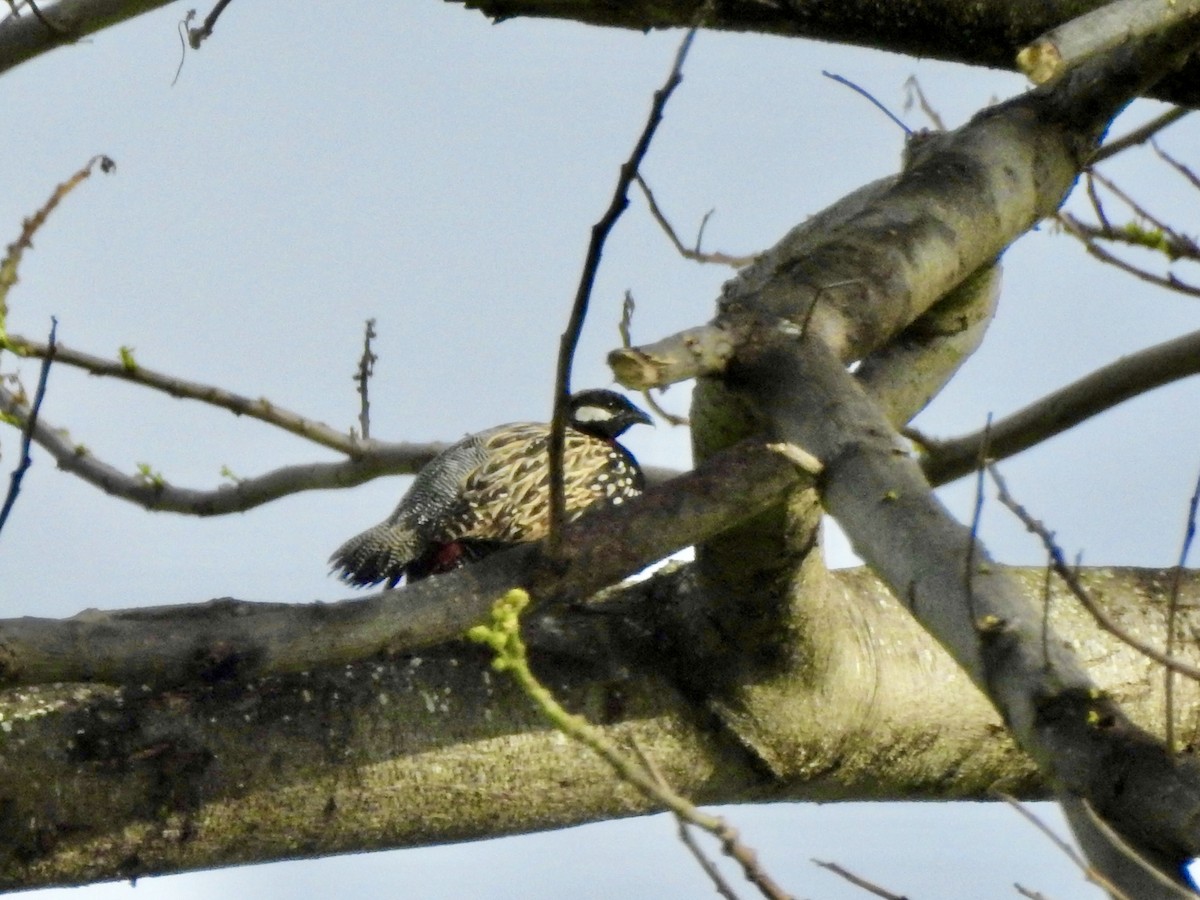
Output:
left=572, top=405, right=616, bottom=425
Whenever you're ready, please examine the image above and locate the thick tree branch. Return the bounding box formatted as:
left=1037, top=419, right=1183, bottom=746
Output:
left=732, top=332, right=1200, bottom=892
left=0, top=439, right=799, bottom=688
left=5, top=0, right=1200, bottom=111
left=2, top=564, right=1197, bottom=890
left=0, top=0, right=174, bottom=75
left=610, top=16, right=1200, bottom=894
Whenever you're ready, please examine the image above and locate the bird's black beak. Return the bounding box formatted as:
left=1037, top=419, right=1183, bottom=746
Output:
left=630, top=404, right=654, bottom=428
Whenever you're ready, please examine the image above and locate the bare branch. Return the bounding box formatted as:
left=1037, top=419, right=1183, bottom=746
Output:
left=1165, top=465, right=1200, bottom=751
left=811, top=860, right=908, bottom=900
left=4, top=333, right=361, bottom=454
left=634, top=175, right=756, bottom=267
left=1087, top=169, right=1199, bottom=259
left=1093, top=107, right=1190, bottom=163
left=902, top=75, right=947, bottom=131
left=0, top=154, right=114, bottom=333
left=920, top=327, right=1200, bottom=485
left=1055, top=213, right=1200, bottom=297
left=355, top=318, right=377, bottom=440
left=997, top=794, right=1132, bottom=900
left=0, top=438, right=800, bottom=687
left=549, top=20, right=701, bottom=546
left=0, top=317, right=54, bottom=534
left=1153, top=140, right=1200, bottom=191
left=0, top=383, right=445, bottom=514
left=990, top=465, right=1200, bottom=682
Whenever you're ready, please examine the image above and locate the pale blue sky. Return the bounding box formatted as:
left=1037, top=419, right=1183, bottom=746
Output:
left=2, top=2, right=1198, bottom=897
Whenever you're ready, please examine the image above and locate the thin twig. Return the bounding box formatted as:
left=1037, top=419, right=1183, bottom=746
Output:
left=1088, top=169, right=1196, bottom=255
left=964, top=414, right=992, bottom=619
left=812, top=860, right=909, bottom=899
left=902, top=75, right=946, bottom=131
left=990, top=465, right=1200, bottom=681
left=822, top=70, right=912, bottom=135
left=0, top=382, right=443, bottom=514
left=0, top=155, right=115, bottom=338
left=1152, top=140, right=1200, bottom=192
left=355, top=318, right=377, bottom=440
left=630, top=740, right=742, bottom=900
left=1165, top=464, right=1200, bottom=752
left=1084, top=172, right=1111, bottom=232
left=1057, top=212, right=1200, bottom=297
left=995, top=793, right=1131, bottom=900
left=1060, top=215, right=1200, bottom=263
left=1013, top=886, right=1054, bottom=900
left=172, top=9, right=197, bottom=86
left=0, top=317, right=56, bottom=535
left=3, top=333, right=361, bottom=454
left=634, top=175, right=756, bottom=267
left=469, top=589, right=795, bottom=900
left=1092, top=107, right=1190, bottom=163
left=548, top=17, right=702, bottom=550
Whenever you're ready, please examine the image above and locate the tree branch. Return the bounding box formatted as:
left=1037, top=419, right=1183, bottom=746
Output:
left=0, top=438, right=799, bottom=687
left=0, top=381, right=447, bottom=513
left=4, top=333, right=361, bottom=454
left=920, top=327, right=1200, bottom=486
left=549, top=20, right=698, bottom=546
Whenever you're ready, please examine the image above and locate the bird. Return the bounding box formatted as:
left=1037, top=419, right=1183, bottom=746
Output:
left=330, top=389, right=652, bottom=587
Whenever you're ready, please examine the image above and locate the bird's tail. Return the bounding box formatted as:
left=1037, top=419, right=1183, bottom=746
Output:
left=329, top=522, right=419, bottom=588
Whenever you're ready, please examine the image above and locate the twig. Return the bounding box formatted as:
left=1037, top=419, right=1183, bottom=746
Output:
left=0, top=316, right=55, bottom=535
left=619, top=292, right=689, bottom=426
left=3, top=333, right=361, bottom=454
left=1087, top=169, right=1196, bottom=256
left=634, top=175, right=756, bottom=267
left=172, top=9, right=196, bottom=86
left=902, top=75, right=946, bottom=131
left=355, top=318, right=377, bottom=440
left=1093, top=107, right=1189, bottom=163
left=1084, top=172, right=1111, bottom=233
left=990, top=466, right=1200, bottom=681
left=996, top=793, right=1131, bottom=900
left=1056, top=212, right=1200, bottom=297
left=1060, top=215, right=1200, bottom=264
left=822, top=70, right=911, bottom=135
left=188, top=0, right=236, bottom=49
left=0, top=155, right=115, bottom=340
left=470, top=589, right=795, bottom=900
left=0, top=382, right=444, bottom=514
left=1152, top=140, right=1200, bottom=192
left=1013, top=886, right=1054, bottom=900
left=1165, top=464, right=1200, bottom=752
left=548, top=18, right=701, bottom=549
left=812, top=860, right=909, bottom=899
left=964, top=414, right=992, bottom=619
left=630, top=740, right=742, bottom=900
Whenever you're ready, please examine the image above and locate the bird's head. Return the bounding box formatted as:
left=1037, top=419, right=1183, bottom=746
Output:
left=567, top=390, right=653, bottom=439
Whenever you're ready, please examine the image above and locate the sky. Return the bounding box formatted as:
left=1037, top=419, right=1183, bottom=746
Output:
left=1, top=1, right=1198, bottom=897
